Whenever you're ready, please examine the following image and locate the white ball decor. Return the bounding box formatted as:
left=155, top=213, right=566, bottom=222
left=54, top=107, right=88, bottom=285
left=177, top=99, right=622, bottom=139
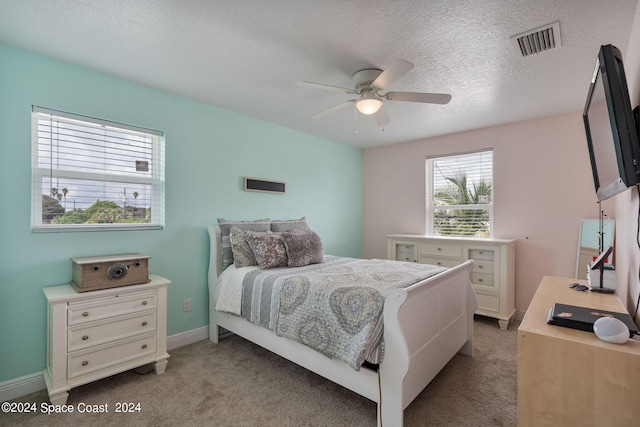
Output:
left=593, top=317, right=629, bottom=344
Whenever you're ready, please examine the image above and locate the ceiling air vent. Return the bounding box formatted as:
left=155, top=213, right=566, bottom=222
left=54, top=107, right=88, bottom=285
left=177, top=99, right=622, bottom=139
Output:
left=511, top=21, right=561, bottom=57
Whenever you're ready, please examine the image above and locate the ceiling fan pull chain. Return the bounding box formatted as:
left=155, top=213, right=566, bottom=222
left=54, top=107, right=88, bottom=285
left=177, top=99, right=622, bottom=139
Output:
left=353, top=103, right=358, bottom=135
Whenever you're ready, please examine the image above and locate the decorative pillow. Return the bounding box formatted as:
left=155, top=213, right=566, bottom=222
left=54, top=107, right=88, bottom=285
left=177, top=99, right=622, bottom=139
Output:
left=245, top=232, right=288, bottom=269
left=218, top=218, right=270, bottom=268
left=230, top=226, right=259, bottom=268
left=270, top=216, right=309, bottom=232
left=281, top=229, right=324, bottom=267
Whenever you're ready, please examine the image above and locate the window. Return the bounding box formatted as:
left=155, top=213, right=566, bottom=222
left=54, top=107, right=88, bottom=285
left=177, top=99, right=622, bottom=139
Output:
left=31, top=106, right=165, bottom=232
left=425, top=149, right=493, bottom=237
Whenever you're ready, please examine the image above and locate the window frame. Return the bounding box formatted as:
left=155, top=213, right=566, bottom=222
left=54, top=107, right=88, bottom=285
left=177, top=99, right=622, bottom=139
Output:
left=31, top=106, right=165, bottom=232
left=425, top=149, right=494, bottom=238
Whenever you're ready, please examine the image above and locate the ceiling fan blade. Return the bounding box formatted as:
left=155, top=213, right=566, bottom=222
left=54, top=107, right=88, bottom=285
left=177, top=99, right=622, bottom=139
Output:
left=385, top=91, right=452, bottom=105
left=296, top=81, right=356, bottom=94
left=373, top=108, right=390, bottom=127
left=311, top=100, right=355, bottom=118
left=371, top=59, right=414, bottom=90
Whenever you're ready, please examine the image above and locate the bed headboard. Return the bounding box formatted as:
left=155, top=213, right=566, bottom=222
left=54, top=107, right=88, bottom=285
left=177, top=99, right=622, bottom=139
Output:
left=207, top=225, right=223, bottom=285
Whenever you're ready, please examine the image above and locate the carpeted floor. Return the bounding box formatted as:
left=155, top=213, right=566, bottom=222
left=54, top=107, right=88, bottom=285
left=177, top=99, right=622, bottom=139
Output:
left=1, top=316, right=518, bottom=427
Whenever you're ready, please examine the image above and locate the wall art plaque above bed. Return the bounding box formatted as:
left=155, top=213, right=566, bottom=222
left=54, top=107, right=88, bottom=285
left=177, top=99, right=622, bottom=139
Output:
left=243, top=177, right=286, bottom=194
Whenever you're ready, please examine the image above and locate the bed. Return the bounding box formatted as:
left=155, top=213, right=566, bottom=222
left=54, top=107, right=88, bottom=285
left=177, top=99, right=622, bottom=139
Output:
left=207, top=221, right=477, bottom=427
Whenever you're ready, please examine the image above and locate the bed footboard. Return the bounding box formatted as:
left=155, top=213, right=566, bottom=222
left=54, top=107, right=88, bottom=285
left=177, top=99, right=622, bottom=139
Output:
left=378, top=259, right=476, bottom=427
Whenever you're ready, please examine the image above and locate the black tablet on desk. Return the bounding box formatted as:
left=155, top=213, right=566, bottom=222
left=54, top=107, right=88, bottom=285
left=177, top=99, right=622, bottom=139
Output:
left=547, top=303, right=638, bottom=337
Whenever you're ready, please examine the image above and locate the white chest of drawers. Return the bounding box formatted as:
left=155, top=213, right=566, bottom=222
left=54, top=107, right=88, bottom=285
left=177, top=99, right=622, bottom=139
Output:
left=387, top=235, right=515, bottom=329
left=43, top=275, right=171, bottom=404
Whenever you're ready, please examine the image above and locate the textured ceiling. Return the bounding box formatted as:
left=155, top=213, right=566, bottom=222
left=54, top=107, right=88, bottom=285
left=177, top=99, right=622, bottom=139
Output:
left=0, top=0, right=638, bottom=148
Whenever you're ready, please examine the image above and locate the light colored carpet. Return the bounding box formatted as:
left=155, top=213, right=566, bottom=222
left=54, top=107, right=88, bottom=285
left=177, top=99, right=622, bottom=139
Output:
left=1, top=316, right=518, bottom=427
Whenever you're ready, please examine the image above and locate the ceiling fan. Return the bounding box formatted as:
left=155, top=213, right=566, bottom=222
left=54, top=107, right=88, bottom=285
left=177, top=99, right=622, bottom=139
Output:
left=296, top=59, right=451, bottom=127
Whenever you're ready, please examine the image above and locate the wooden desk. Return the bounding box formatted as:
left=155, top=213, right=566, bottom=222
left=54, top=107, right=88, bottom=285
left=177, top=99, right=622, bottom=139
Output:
left=518, top=276, right=640, bottom=426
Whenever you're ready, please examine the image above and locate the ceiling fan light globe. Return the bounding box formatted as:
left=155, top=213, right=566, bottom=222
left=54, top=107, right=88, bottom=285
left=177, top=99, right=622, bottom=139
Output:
left=356, top=98, right=383, bottom=115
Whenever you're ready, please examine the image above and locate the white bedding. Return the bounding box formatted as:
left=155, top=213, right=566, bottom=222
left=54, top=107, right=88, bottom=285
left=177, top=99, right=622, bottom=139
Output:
left=215, top=264, right=258, bottom=315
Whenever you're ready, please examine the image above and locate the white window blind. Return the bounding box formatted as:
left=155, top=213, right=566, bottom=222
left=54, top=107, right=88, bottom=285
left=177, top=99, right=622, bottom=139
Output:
left=425, top=149, right=493, bottom=237
left=31, top=106, right=165, bottom=232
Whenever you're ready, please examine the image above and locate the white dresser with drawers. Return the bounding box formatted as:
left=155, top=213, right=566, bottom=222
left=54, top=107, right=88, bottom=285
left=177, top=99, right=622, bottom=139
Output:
left=43, top=275, right=171, bottom=404
left=387, top=235, right=515, bottom=329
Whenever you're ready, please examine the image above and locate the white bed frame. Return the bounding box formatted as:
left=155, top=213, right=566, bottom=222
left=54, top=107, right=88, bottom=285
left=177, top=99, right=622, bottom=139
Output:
left=207, top=225, right=477, bottom=427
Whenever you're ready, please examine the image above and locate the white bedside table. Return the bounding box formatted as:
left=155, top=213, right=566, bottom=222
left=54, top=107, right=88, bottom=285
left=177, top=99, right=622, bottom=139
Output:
left=43, top=274, right=171, bottom=405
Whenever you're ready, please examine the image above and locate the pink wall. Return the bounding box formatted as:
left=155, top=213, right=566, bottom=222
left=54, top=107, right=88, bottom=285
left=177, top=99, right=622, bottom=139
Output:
left=363, top=112, right=614, bottom=313
left=614, top=3, right=640, bottom=318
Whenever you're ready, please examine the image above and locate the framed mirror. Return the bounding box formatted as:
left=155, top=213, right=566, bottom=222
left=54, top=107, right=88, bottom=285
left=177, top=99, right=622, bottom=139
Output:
left=575, top=219, right=615, bottom=279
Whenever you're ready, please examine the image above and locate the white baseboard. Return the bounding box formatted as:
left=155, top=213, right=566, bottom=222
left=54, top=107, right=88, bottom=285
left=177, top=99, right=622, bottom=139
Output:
left=167, top=325, right=209, bottom=350
left=0, top=325, right=210, bottom=403
left=0, top=372, right=46, bottom=403
left=514, top=309, right=526, bottom=322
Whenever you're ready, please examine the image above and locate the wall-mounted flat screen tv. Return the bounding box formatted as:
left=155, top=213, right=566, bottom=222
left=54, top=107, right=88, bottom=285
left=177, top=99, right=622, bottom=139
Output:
left=583, top=44, right=640, bottom=201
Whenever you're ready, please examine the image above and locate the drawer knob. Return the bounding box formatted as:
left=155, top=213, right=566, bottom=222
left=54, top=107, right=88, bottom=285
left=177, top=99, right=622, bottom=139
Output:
left=142, top=321, right=148, bottom=326
left=142, top=301, right=148, bottom=306
left=437, top=262, right=442, bottom=266
left=479, top=251, right=484, bottom=254
left=478, top=279, right=484, bottom=283
left=82, top=312, right=89, bottom=317
left=437, top=247, right=442, bottom=251
left=142, top=344, right=147, bottom=349
left=82, top=335, right=89, bottom=341
left=479, top=265, right=483, bottom=269
left=82, top=361, right=88, bottom=366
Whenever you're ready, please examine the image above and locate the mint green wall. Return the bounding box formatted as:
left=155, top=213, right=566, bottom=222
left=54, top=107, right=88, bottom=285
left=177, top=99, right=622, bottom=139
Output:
left=0, top=44, right=363, bottom=383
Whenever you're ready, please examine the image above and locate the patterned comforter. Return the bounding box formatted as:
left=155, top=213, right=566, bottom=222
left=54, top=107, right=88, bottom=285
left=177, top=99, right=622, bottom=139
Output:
left=220, top=256, right=447, bottom=369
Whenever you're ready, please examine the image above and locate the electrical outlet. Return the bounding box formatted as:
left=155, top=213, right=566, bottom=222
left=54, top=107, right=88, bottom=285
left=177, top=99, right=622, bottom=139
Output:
left=183, top=298, right=192, bottom=312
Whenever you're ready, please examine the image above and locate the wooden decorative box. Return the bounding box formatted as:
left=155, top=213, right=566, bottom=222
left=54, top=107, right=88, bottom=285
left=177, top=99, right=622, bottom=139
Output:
left=70, top=253, right=151, bottom=292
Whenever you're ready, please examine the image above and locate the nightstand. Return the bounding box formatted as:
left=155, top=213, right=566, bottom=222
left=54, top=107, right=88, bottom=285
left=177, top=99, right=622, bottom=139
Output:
left=43, top=274, right=171, bottom=405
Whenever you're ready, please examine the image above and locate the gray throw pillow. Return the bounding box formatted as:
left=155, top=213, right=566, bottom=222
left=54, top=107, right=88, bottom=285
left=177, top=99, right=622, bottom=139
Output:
left=270, top=217, right=309, bottom=232
left=218, top=218, right=270, bottom=268
left=281, top=229, right=324, bottom=267
left=245, top=232, right=288, bottom=269
left=230, top=226, right=259, bottom=268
